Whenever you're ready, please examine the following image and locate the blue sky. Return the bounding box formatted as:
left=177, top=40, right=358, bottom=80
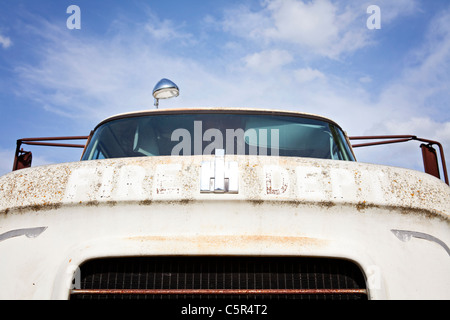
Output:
left=0, top=0, right=449, bottom=180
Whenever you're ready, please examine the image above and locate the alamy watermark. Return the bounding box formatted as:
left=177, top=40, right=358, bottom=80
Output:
left=170, top=121, right=280, bottom=156
left=66, top=5, right=81, bottom=30
left=367, top=5, right=381, bottom=30
left=66, top=4, right=381, bottom=31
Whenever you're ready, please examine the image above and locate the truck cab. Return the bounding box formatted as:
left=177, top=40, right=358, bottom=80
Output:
left=0, top=84, right=449, bottom=300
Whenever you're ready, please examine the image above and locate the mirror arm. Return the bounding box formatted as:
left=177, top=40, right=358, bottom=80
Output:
left=350, top=135, right=449, bottom=185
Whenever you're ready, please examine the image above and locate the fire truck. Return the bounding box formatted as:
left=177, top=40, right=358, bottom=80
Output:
left=0, top=79, right=448, bottom=300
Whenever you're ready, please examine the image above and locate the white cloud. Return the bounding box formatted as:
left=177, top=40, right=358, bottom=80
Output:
left=359, top=76, right=372, bottom=83
left=222, top=0, right=371, bottom=59
left=294, top=67, right=326, bottom=83
left=263, top=0, right=340, bottom=49
left=243, top=49, right=293, bottom=73
left=372, top=0, right=420, bottom=23
left=144, top=14, right=194, bottom=44
left=222, top=4, right=272, bottom=42
left=0, top=34, right=11, bottom=49
left=348, top=9, right=450, bottom=173
left=10, top=3, right=449, bottom=181
left=14, top=23, right=241, bottom=123
left=376, top=9, right=450, bottom=120
left=222, top=0, right=422, bottom=59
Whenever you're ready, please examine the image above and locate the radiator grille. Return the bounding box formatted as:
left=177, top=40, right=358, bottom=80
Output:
left=70, top=256, right=367, bottom=300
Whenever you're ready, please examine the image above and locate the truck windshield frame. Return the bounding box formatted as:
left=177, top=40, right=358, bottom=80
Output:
left=82, top=112, right=355, bottom=161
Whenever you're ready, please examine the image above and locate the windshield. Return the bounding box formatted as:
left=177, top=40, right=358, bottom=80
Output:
left=82, top=113, right=355, bottom=161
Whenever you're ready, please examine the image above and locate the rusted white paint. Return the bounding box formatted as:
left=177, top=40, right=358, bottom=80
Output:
left=0, top=155, right=449, bottom=300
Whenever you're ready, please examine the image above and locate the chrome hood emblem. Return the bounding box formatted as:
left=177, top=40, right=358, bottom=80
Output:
left=200, top=149, right=238, bottom=193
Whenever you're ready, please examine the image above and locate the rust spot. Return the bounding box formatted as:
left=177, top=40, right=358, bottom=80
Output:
left=249, top=199, right=264, bottom=206
left=128, top=235, right=328, bottom=250
left=249, top=199, right=335, bottom=210
left=1, top=202, right=63, bottom=215
left=158, top=199, right=194, bottom=206
left=398, top=205, right=449, bottom=223
left=139, top=200, right=153, bottom=206
left=107, top=201, right=118, bottom=207
left=317, top=201, right=336, bottom=209
left=179, top=199, right=192, bottom=205
left=356, top=201, right=367, bottom=212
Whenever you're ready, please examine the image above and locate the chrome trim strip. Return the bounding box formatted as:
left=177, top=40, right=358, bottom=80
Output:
left=0, top=227, right=48, bottom=243
left=214, top=149, right=225, bottom=192
left=391, top=229, right=450, bottom=256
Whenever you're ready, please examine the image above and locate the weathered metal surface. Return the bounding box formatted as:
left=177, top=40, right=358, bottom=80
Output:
left=1, top=155, right=448, bottom=219
left=0, top=155, right=449, bottom=300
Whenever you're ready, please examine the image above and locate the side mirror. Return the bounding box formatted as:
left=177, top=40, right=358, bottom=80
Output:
left=421, top=144, right=440, bottom=180
left=13, top=149, right=32, bottom=171
left=349, top=135, right=449, bottom=185
left=11, top=136, right=88, bottom=172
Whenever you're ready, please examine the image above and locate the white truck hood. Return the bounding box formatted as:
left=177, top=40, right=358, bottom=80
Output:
left=0, top=155, right=448, bottom=221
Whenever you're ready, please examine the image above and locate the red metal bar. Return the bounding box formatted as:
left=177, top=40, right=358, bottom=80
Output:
left=351, top=138, right=413, bottom=148
left=349, top=135, right=449, bottom=185
left=349, top=135, right=416, bottom=140
left=13, top=136, right=89, bottom=171
left=17, top=136, right=89, bottom=148
left=19, top=141, right=86, bottom=148
left=70, top=288, right=367, bottom=295
left=18, top=136, right=89, bottom=142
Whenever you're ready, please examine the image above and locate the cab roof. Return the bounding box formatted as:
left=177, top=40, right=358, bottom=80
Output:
left=94, top=107, right=344, bottom=131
